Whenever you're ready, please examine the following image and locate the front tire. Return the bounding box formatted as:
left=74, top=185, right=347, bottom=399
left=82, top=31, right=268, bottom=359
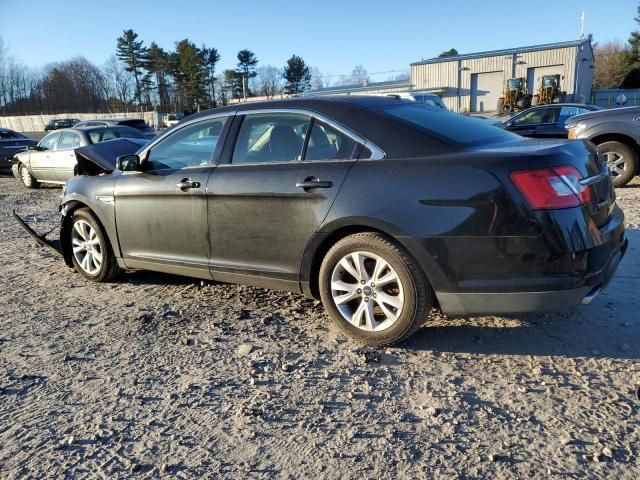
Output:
left=597, top=141, right=638, bottom=187
left=69, top=208, right=120, bottom=282
left=319, top=232, right=434, bottom=346
left=19, top=164, right=40, bottom=189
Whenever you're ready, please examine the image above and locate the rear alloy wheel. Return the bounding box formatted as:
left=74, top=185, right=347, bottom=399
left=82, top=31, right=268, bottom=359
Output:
left=319, top=232, right=433, bottom=345
left=19, top=164, right=39, bottom=189
left=597, top=141, right=638, bottom=187
left=69, top=208, right=120, bottom=282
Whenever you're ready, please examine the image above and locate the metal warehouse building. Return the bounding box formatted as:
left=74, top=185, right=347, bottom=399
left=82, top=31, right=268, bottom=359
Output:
left=411, top=39, right=594, bottom=113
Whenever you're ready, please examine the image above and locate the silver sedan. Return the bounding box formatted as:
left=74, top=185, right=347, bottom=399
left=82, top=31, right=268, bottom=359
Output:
left=13, top=126, right=149, bottom=188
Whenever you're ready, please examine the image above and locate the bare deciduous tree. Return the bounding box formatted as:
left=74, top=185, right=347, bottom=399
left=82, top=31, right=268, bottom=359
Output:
left=253, top=65, right=284, bottom=98
left=594, top=41, right=629, bottom=89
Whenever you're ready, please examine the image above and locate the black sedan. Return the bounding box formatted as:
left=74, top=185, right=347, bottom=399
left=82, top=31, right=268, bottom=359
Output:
left=0, top=128, right=37, bottom=174
left=504, top=104, right=601, bottom=138
left=15, top=97, right=626, bottom=346
left=73, top=118, right=156, bottom=139
left=44, top=118, right=80, bottom=131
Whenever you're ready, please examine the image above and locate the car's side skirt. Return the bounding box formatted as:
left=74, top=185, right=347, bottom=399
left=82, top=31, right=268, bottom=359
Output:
left=124, top=258, right=213, bottom=281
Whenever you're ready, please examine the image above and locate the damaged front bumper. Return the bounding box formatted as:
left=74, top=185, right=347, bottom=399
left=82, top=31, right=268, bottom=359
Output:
left=13, top=210, right=63, bottom=256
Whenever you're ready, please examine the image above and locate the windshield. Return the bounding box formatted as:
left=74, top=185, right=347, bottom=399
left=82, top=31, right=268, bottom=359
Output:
left=412, top=94, right=448, bottom=111
left=542, top=76, right=558, bottom=88
left=88, top=126, right=147, bottom=144
left=508, top=79, right=522, bottom=90
left=376, top=104, right=520, bottom=148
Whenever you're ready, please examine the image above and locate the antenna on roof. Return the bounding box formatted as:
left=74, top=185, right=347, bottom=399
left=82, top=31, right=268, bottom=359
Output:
left=580, top=11, right=585, bottom=38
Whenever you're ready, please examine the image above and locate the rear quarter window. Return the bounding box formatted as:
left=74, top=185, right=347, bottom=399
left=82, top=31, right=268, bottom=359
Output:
left=376, top=104, right=520, bottom=148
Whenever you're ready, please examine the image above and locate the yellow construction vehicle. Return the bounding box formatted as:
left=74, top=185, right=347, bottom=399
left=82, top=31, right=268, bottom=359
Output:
left=497, top=78, right=531, bottom=114
left=531, top=74, right=566, bottom=106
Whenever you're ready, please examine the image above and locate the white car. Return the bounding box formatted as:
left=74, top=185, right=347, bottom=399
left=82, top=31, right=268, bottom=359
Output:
left=164, top=113, right=185, bottom=128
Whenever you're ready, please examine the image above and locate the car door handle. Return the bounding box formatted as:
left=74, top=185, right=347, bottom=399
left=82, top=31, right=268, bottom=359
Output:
left=296, top=178, right=333, bottom=190
left=175, top=179, right=201, bottom=190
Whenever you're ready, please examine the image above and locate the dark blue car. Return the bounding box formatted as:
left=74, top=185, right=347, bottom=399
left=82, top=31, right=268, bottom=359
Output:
left=504, top=104, right=601, bottom=138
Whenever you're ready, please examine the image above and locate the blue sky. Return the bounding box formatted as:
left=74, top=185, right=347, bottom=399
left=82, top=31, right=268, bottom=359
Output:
left=0, top=0, right=638, bottom=81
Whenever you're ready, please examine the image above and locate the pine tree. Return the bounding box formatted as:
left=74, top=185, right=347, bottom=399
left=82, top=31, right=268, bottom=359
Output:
left=283, top=55, right=311, bottom=94
left=145, top=42, right=172, bottom=111
left=171, top=39, right=207, bottom=111
left=627, top=4, right=640, bottom=67
left=236, top=49, right=258, bottom=97
left=202, top=46, right=221, bottom=107
left=116, top=29, right=147, bottom=107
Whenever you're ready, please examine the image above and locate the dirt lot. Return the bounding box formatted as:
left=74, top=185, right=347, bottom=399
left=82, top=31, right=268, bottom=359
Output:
left=0, top=174, right=639, bottom=479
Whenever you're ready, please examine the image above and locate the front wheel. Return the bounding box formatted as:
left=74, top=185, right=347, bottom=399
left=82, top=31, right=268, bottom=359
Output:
left=319, top=232, right=434, bottom=346
left=69, top=208, right=121, bottom=282
left=19, top=164, right=40, bottom=189
left=597, top=141, right=638, bottom=187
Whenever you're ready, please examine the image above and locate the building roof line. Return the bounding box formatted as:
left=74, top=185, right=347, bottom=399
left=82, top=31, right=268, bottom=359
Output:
left=411, top=39, right=589, bottom=66
left=305, top=79, right=412, bottom=95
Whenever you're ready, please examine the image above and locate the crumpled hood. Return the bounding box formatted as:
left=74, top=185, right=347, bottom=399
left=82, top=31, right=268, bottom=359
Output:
left=75, top=138, right=147, bottom=175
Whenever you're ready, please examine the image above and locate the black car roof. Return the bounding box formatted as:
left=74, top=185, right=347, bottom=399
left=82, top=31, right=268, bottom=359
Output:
left=197, top=95, right=413, bottom=117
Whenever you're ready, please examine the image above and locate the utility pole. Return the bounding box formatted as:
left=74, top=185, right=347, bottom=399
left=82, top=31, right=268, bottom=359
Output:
left=580, top=11, right=585, bottom=38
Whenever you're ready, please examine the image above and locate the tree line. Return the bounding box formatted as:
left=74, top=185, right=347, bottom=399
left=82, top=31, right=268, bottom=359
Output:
left=0, top=31, right=376, bottom=116
left=593, top=3, right=640, bottom=89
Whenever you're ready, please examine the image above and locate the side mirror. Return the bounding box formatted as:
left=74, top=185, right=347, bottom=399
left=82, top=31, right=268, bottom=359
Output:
left=28, top=144, right=41, bottom=151
left=117, top=154, right=140, bottom=172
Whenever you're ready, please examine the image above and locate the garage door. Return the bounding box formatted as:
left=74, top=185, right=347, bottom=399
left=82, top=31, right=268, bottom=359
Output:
left=470, top=71, right=503, bottom=113
left=526, top=65, right=564, bottom=97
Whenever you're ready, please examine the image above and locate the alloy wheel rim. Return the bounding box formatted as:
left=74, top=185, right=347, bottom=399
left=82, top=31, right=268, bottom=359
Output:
left=603, top=151, right=626, bottom=177
left=330, top=251, right=404, bottom=332
left=20, top=167, right=31, bottom=186
left=71, top=220, right=103, bottom=275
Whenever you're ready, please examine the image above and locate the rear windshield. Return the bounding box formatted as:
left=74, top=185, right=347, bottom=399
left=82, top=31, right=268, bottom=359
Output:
left=88, top=126, right=146, bottom=144
left=121, top=120, right=148, bottom=129
left=375, top=104, right=520, bottom=148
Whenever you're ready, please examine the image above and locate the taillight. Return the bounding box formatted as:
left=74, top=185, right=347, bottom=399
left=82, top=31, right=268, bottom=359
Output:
left=511, top=165, right=592, bottom=210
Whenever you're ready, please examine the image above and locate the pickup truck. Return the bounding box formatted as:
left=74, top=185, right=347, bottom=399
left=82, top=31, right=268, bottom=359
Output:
left=566, top=106, right=640, bottom=187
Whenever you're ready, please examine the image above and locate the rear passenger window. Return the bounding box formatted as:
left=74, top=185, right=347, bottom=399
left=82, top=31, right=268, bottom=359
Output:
left=305, top=120, right=357, bottom=161
left=58, top=132, right=80, bottom=149
left=232, top=113, right=310, bottom=164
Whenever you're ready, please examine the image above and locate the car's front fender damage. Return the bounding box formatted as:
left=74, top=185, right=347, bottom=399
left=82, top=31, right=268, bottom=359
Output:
left=13, top=209, right=63, bottom=256
left=14, top=205, right=76, bottom=268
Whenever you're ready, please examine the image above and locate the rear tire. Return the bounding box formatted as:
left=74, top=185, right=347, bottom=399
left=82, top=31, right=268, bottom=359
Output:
left=319, top=232, right=434, bottom=346
left=502, top=103, right=513, bottom=114
left=68, top=208, right=121, bottom=282
left=19, top=163, right=40, bottom=189
left=597, top=141, right=638, bottom=187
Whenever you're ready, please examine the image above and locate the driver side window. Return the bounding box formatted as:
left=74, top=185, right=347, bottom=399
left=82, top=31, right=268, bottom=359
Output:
left=512, top=108, right=546, bottom=126
left=39, top=132, right=60, bottom=150
left=145, top=117, right=227, bottom=171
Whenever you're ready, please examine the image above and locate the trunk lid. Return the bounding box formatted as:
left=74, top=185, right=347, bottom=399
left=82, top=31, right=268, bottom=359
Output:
left=477, top=138, right=615, bottom=228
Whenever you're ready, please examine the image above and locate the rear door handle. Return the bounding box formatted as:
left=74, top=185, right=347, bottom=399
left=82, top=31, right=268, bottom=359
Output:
left=296, top=178, right=333, bottom=190
left=175, top=179, right=201, bottom=190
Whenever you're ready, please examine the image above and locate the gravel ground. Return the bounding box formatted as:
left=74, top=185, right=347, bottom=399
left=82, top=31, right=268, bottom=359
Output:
left=0, top=175, right=639, bottom=479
